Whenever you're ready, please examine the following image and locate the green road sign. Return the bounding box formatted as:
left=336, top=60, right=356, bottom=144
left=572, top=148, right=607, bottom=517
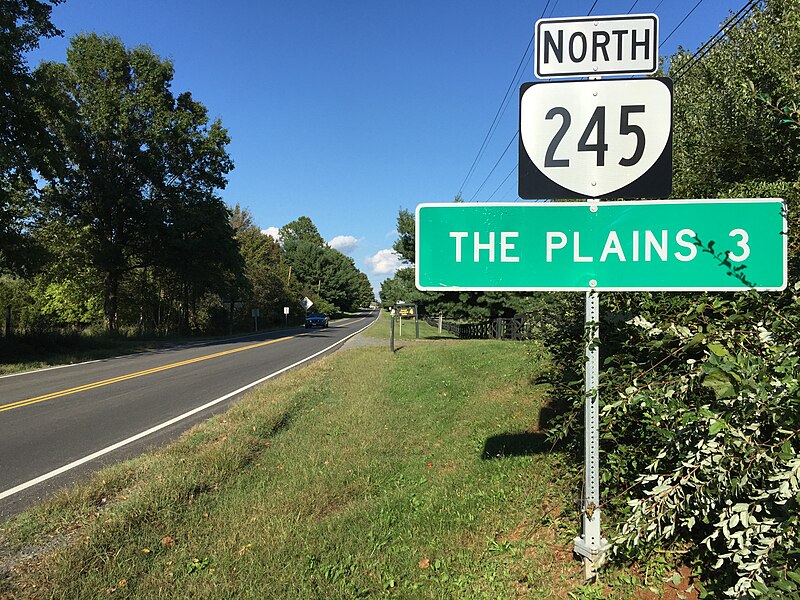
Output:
left=415, top=200, right=787, bottom=292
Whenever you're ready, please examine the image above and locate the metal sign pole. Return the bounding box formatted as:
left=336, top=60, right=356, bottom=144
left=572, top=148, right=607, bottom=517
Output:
left=573, top=288, right=609, bottom=580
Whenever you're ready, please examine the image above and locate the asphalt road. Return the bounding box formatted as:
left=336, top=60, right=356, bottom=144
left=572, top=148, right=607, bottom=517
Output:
left=0, top=309, right=378, bottom=520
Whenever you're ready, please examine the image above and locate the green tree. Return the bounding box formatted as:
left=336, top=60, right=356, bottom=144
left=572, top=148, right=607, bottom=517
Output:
left=355, top=271, right=375, bottom=307
left=392, top=208, right=415, bottom=264
left=0, top=0, right=62, bottom=275
left=35, top=34, right=235, bottom=332
left=279, top=215, right=372, bottom=313
left=231, top=204, right=297, bottom=325
left=279, top=216, right=325, bottom=246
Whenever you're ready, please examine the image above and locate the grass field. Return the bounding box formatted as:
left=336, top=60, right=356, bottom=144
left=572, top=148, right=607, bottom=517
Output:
left=0, top=320, right=682, bottom=598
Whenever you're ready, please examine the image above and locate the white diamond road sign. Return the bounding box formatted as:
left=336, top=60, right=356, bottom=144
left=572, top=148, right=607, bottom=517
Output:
left=535, top=14, right=658, bottom=78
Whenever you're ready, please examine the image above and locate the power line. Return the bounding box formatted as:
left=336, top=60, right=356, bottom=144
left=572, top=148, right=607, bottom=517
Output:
left=662, top=0, right=705, bottom=47
left=456, top=38, right=532, bottom=197
left=587, top=0, right=600, bottom=16
left=485, top=163, right=517, bottom=203
left=457, top=2, right=560, bottom=200
left=469, top=132, right=517, bottom=202
left=671, top=0, right=760, bottom=83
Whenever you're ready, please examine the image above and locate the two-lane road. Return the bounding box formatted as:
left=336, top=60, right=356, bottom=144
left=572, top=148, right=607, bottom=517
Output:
left=0, top=310, right=378, bottom=520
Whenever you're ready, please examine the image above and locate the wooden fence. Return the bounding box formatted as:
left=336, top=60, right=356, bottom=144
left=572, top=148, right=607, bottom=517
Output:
left=425, top=314, right=535, bottom=341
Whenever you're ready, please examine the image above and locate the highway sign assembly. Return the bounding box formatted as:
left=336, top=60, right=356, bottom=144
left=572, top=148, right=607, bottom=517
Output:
left=415, top=200, right=787, bottom=292
left=535, top=14, right=658, bottom=78
left=421, top=9, right=788, bottom=583
left=519, top=78, right=673, bottom=199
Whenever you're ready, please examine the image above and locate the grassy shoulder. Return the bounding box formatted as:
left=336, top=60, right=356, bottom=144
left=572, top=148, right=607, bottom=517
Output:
left=0, top=334, right=672, bottom=599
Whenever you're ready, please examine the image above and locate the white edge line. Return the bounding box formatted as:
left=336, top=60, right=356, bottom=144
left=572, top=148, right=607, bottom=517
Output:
left=0, top=314, right=379, bottom=502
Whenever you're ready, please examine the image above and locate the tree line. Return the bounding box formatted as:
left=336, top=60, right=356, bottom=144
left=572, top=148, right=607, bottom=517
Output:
left=1, top=1, right=373, bottom=338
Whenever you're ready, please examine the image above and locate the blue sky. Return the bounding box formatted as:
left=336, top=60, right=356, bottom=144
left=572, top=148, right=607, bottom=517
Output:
left=27, top=0, right=745, bottom=292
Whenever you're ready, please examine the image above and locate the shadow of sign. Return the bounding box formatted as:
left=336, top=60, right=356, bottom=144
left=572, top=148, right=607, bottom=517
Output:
left=481, top=431, right=551, bottom=460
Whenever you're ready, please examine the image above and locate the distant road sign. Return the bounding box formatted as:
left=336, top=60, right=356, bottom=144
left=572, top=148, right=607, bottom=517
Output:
left=415, top=200, right=787, bottom=292
left=300, top=297, right=314, bottom=310
left=536, top=14, right=658, bottom=78
left=397, top=304, right=417, bottom=318
left=519, top=78, right=672, bottom=199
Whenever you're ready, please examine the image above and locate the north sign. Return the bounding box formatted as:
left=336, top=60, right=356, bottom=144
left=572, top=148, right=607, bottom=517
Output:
left=415, top=200, right=787, bottom=292
left=535, top=14, right=658, bottom=78
left=519, top=78, right=672, bottom=199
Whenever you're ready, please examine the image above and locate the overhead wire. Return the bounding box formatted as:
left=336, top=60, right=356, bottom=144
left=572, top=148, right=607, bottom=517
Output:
left=485, top=164, right=517, bottom=203
left=670, top=0, right=760, bottom=83
left=457, top=2, right=559, bottom=201
left=661, top=0, right=705, bottom=47
left=456, top=38, right=532, bottom=198
left=468, top=132, right=517, bottom=202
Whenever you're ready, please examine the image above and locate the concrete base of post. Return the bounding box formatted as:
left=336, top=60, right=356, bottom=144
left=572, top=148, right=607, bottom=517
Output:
left=573, top=535, right=611, bottom=582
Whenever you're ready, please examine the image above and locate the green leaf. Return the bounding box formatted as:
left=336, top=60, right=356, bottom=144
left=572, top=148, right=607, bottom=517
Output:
left=774, top=579, right=796, bottom=592
left=709, top=420, right=726, bottom=436
left=706, top=342, right=730, bottom=357
left=751, top=580, right=769, bottom=594
left=702, top=369, right=737, bottom=399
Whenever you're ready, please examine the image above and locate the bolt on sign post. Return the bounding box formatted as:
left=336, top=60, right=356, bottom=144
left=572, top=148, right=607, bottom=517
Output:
left=416, top=11, right=788, bottom=584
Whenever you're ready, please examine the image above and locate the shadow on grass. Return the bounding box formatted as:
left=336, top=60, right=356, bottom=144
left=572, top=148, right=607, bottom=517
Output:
left=481, top=403, right=564, bottom=460
left=481, top=432, right=551, bottom=459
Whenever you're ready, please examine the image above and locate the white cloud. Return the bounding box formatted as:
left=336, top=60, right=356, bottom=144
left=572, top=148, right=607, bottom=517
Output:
left=328, top=235, right=360, bottom=254
left=365, top=249, right=404, bottom=276
left=261, top=226, right=280, bottom=240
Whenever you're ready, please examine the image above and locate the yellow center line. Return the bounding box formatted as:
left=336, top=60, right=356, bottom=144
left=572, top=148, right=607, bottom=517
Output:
left=0, top=315, right=370, bottom=414
left=0, top=334, right=295, bottom=414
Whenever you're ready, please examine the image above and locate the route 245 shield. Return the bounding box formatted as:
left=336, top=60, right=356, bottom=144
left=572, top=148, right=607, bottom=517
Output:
left=518, top=77, right=672, bottom=200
